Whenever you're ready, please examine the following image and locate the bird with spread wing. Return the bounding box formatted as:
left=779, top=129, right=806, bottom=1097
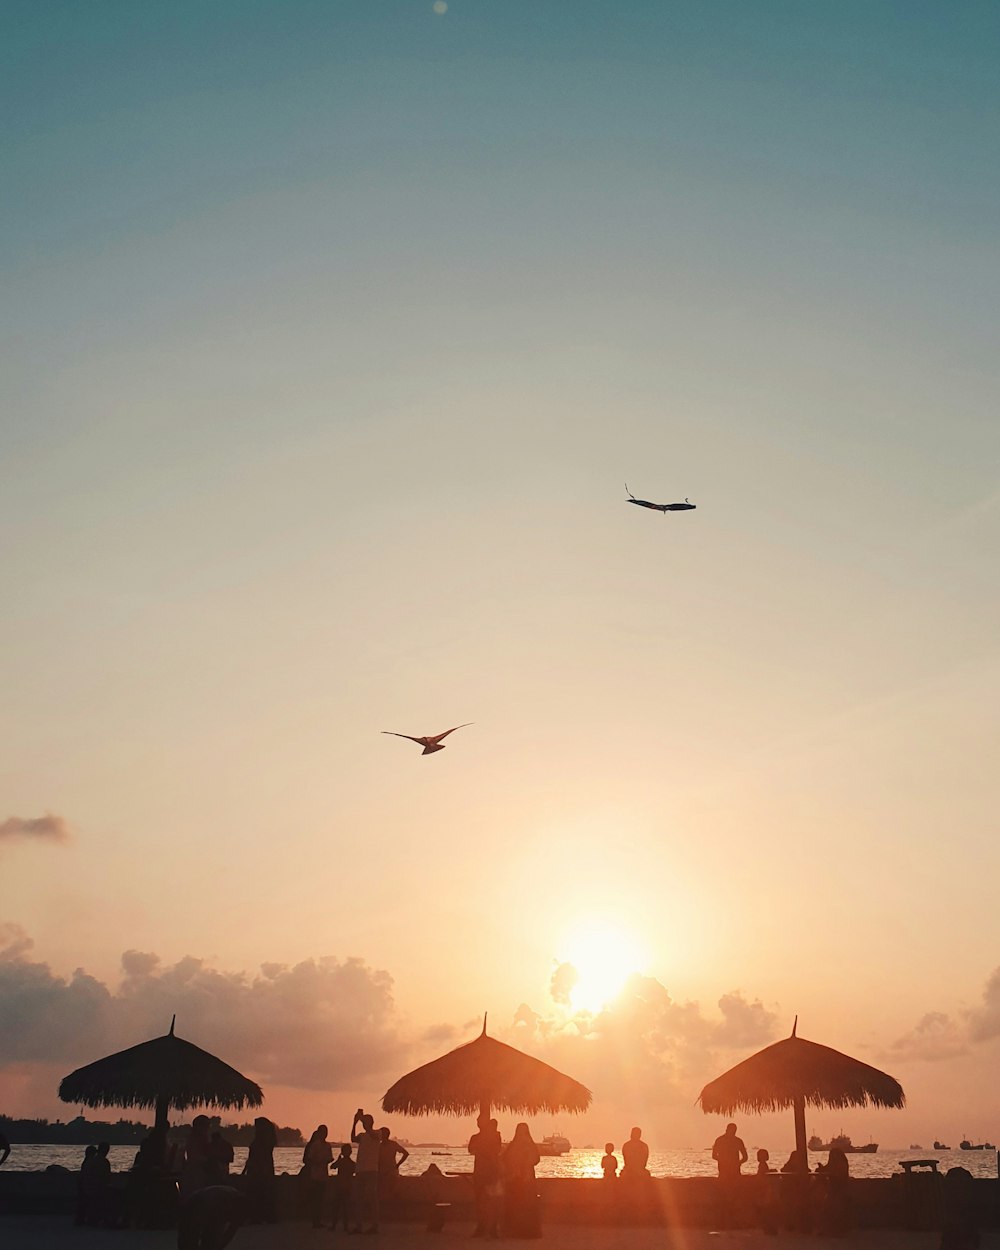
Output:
left=626, top=483, right=696, bottom=512
left=381, top=724, right=473, bottom=755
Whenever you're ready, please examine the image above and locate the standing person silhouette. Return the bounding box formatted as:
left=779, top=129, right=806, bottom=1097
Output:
left=302, top=1125, right=333, bottom=1228
left=181, top=1116, right=213, bottom=1198
left=0, top=1129, right=10, bottom=1168
left=351, top=1109, right=382, bottom=1233
left=712, top=1123, right=748, bottom=1181
left=242, top=1117, right=277, bottom=1224
left=468, top=1114, right=502, bottom=1237
left=329, top=1144, right=355, bottom=1231
left=712, top=1122, right=748, bottom=1229
left=501, top=1123, right=541, bottom=1239
left=378, top=1126, right=409, bottom=1199
left=621, top=1127, right=650, bottom=1179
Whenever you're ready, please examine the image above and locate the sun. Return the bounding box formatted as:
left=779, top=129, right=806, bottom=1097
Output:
left=561, top=922, right=646, bottom=1014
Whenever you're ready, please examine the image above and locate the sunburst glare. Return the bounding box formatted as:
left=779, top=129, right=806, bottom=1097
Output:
left=561, top=921, right=647, bottom=1013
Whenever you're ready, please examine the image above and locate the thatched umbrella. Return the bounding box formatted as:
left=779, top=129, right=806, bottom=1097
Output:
left=59, top=1016, right=263, bottom=1133
left=698, top=1019, right=904, bottom=1171
left=382, top=1017, right=591, bottom=1124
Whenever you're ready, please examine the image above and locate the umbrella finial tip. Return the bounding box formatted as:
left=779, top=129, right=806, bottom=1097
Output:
left=169, top=1014, right=176, bottom=1036
left=481, top=1012, right=488, bottom=1036
left=791, top=1015, right=798, bottom=1038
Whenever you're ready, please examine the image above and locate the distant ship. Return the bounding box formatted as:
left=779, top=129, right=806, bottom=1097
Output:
left=538, top=1134, right=571, bottom=1156
left=808, top=1133, right=877, bottom=1154
left=959, top=1139, right=995, bottom=1151
left=934, top=1141, right=951, bottom=1151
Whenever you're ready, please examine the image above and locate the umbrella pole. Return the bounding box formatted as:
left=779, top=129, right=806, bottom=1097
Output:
left=480, top=1100, right=490, bottom=1125
left=793, top=1095, right=807, bottom=1170
left=154, top=1094, right=170, bottom=1134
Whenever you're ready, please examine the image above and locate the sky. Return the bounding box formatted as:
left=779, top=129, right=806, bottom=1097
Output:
left=2, top=0, right=999, bottom=1149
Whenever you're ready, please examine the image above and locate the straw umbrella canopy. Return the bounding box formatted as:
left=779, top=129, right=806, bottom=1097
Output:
left=59, top=1016, right=263, bottom=1132
left=698, top=1019, right=904, bottom=1171
left=382, top=1018, right=592, bottom=1124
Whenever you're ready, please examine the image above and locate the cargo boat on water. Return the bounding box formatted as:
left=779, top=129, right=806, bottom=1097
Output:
left=808, top=1133, right=877, bottom=1154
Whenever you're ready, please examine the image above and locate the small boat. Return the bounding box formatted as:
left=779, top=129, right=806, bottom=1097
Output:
left=933, top=1141, right=951, bottom=1151
left=807, top=1133, right=877, bottom=1154
left=538, top=1134, right=571, bottom=1156
left=909, top=1144, right=923, bottom=1150
left=959, top=1139, right=992, bottom=1151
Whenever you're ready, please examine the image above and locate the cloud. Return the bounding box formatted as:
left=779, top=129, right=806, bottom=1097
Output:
left=967, top=966, right=1000, bottom=1044
left=501, top=973, right=779, bottom=1113
left=549, top=961, right=578, bottom=1007
left=0, top=814, right=69, bottom=845
left=890, top=964, right=1000, bottom=1061
left=889, top=1010, right=968, bottom=1062
left=0, top=929, right=405, bottom=1094
left=420, top=1022, right=460, bottom=1046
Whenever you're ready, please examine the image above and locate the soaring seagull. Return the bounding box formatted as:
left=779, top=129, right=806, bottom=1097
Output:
left=626, top=484, right=696, bottom=512
left=381, top=724, right=473, bottom=755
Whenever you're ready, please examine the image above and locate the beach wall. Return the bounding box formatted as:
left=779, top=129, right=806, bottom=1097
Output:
left=1, top=1171, right=996, bottom=1231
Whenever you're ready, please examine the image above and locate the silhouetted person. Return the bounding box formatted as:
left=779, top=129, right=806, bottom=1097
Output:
left=208, top=1131, right=234, bottom=1181
left=816, top=1146, right=850, bottom=1235
left=0, top=1129, right=10, bottom=1167
left=779, top=1149, right=811, bottom=1232
left=621, top=1127, right=650, bottom=1179
left=302, top=1124, right=333, bottom=1228
left=468, top=1113, right=503, bottom=1237
left=181, top=1116, right=213, bottom=1198
left=941, top=1166, right=981, bottom=1250
left=242, top=1117, right=277, bottom=1224
left=75, top=1145, right=99, bottom=1225
left=329, top=1143, right=355, bottom=1231
left=601, top=1142, right=618, bottom=1180
left=351, top=1109, right=381, bottom=1233
left=756, top=1148, right=772, bottom=1175
left=780, top=1148, right=809, bottom=1174
left=378, top=1125, right=409, bottom=1198
left=501, top=1122, right=541, bottom=1239
left=128, top=1126, right=174, bottom=1228
left=177, top=1184, right=246, bottom=1250
left=93, top=1141, right=114, bottom=1224
left=712, top=1123, right=748, bottom=1181
left=421, top=1162, right=448, bottom=1232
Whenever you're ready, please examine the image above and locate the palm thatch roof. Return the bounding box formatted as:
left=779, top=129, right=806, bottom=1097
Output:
left=59, top=1017, right=263, bottom=1116
left=382, top=1020, right=592, bottom=1118
left=699, top=1023, right=904, bottom=1115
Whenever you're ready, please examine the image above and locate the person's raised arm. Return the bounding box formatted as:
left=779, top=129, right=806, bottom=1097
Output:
left=351, top=1110, right=364, bottom=1144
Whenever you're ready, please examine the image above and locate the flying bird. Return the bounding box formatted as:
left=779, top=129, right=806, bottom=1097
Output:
left=381, top=724, right=473, bottom=755
left=626, top=484, right=696, bottom=512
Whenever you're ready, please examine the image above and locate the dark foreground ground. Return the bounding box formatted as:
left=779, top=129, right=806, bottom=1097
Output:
left=5, top=1219, right=1000, bottom=1250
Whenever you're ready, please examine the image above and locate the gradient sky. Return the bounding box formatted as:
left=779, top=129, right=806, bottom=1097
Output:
left=2, top=1, right=999, bottom=1147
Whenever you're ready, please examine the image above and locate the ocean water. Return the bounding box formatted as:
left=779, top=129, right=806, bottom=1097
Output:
left=5, top=1143, right=999, bottom=1181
